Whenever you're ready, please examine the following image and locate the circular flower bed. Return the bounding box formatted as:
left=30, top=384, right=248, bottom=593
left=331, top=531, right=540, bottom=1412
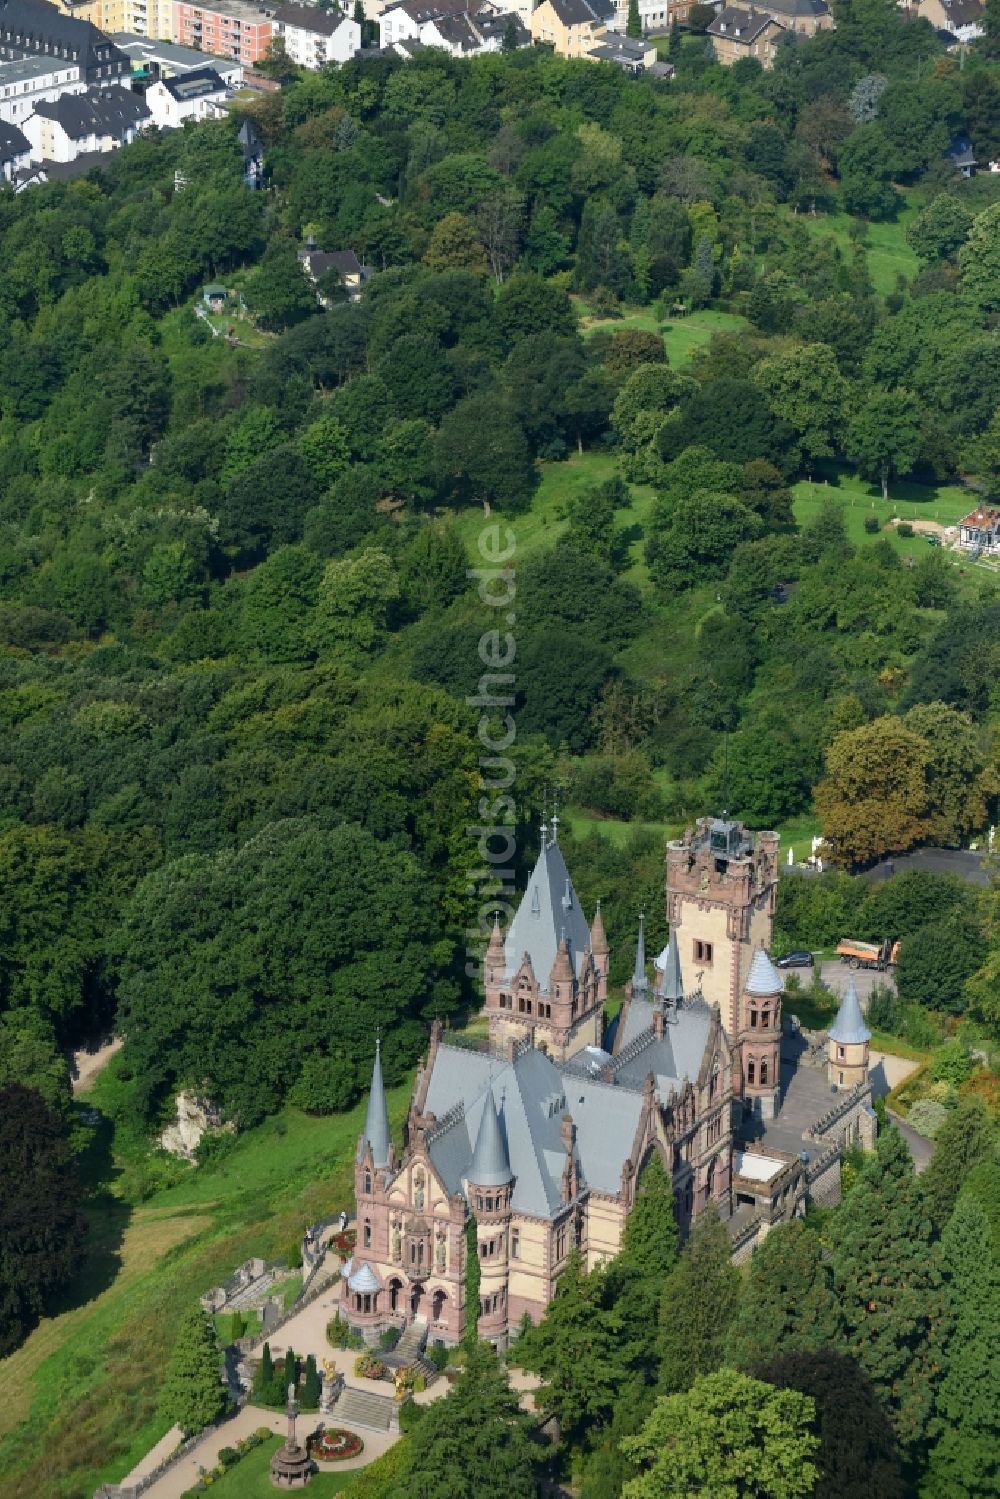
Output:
left=308, top=1428, right=364, bottom=1462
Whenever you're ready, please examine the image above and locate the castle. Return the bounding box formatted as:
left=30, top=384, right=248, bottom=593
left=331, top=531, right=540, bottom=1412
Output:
left=346, top=815, right=874, bottom=1349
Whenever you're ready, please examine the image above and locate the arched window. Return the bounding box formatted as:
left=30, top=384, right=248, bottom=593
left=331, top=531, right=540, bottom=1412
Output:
left=364, top=1169, right=372, bottom=1195
left=709, top=1067, right=719, bottom=1101
left=760, top=1058, right=769, bottom=1086
left=363, top=1218, right=372, bottom=1248
left=706, top=1156, right=716, bottom=1198
left=750, top=1009, right=758, bottom=1029
left=747, top=1058, right=755, bottom=1086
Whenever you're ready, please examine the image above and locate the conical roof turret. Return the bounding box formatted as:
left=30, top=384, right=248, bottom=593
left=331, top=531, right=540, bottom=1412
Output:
left=745, top=947, right=784, bottom=997
left=358, top=1040, right=391, bottom=1168
left=551, top=932, right=574, bottom=984
left=656, top=928, right=684, bottom=1004
left=632, top=911, right=648, bottom=995
left=468, top=1087, right=512, bottom=1188
left=590, top=899, right=608, bottom=955
left=828, top=982, right=871, bottom=1046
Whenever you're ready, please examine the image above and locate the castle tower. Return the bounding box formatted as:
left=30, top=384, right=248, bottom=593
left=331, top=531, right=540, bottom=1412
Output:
left=741, top=947, right=783, bottom=1120
left=827, top=982, right=871, bottom=1091
left=355, top=1042, right=395, bottom=1269
left=465, top=1087, right=513, bottom=1343
left=483, top=822, right=604, bottom=1062
left=665, top=816, right=779, bottom=1046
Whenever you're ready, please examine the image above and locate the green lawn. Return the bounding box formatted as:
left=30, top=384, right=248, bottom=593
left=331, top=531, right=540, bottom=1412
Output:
left=793, top=468, right=973, bottom=562
left=0, top=1065, right=411, bottom=1499
left=200, top=1436, right=368, bottom=1496
left=574, top=298, right=747, bottom=368
left=788, top=202, right=921, bottom=296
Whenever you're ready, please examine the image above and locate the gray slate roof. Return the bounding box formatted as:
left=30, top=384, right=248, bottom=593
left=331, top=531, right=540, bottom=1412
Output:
left=358, top=1040, right=392, bottom=1167
left=468, top=1085, right=512, bottom=1187
left=745, top=947, right=784, bottom=996
left=707, top=6, right=780, bottom=42
left=546, top=0, right=604, bottom=24
left=161, top=66, right=226, bottom=100
left=612, top=997, right=714, bottom=1096
left=0, top=116, right=28, bottom=161
left=504, top=833, right=592, bottom=988
left=274, top=0, right=352, bottom=31
left=33, top=83, right=149, bottom=138
left=656, top=929, right=683, bottom=1003
left=828, top=982, right=871, bottom=1046
left=0, top=0, right=127, bottom=77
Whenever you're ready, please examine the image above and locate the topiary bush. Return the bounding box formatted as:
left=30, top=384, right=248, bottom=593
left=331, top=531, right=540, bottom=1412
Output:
left=864, top=514, right=880, bottom=533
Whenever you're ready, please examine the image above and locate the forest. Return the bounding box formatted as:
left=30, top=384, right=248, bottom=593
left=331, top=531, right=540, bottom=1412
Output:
left=2, top=0, right=1000, bottom=1380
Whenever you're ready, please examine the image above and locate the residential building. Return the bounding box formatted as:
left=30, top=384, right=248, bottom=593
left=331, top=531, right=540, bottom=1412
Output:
left=415, top=7, right=527, bottom=50
left=347, top=814, right=876, bottom=1349
left=145, top=61, right=226, bottom=123
left=171, top=0, right=273, bottom=66
left=23, top=78, right=148, bottom=158
left=0, top=53, right=82, bottom=124
left=272, top=1, right=360, bottom=64
left=0, top=113, right=29, bottom=173
left=48, top=0, right=100, bottom=25
left=111, top=31, right=243, bottom=83
left=298, top=239, right=372, bottom=303
left=0, top=0, right=129, bottom=81
left=911, top=0, right=983, bottom=39
left=99, top=0, right=174, bottom=39
left=944, top=131, right=976, bottom=176
left=531, top=0, right=614, bottom=57
left=706, top=4, right=785, bottom=64
left=958, top=504, right=1000, bottom=556
left=587, top=29, right=657, bottom=66
left=759, top=0, right=831, bottom=32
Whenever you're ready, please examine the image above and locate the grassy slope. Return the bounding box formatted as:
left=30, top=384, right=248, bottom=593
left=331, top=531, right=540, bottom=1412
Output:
left=789, top=201, right=921, bottom=296
left=0, top=1068, right=410, bottom=1499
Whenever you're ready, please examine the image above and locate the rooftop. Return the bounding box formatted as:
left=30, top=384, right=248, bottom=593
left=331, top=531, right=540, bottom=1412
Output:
left=733, top=1149, right=787, bottom=1183
left=181, top=0, right=273, bottom=20
left=273, top=0, right=353, bottom=31
left=707, top=5, right=781, bottom=40
left=159, top=64, right=226, bottom=98
left=0, top=51, right=79, bottom=82
left=503, top=830, right=593, bottom=990
left=110, top=31, right=244, bottom=70
left=960, top=506, right=1000, bottom=529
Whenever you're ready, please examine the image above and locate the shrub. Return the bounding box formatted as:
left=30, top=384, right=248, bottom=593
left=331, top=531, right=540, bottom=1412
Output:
left=426, top=1344, right=449, bottom=1372
left=866, top=985, right=898, bottom=1033
left=399, top=1397, right=425, bottom=1433
left=216, top=1447, right=238, bottom=1468
left=897, top=521, right=914, bottom=538
left=929, top=1037, right=975, bottom=1086
left=327, top=1315, right=348, bottom=1349
left=355, top=1353, right=386, bottom=1380
left=414, top=1374, right=426, bottom=1392
left=864, top=514, right=880, bottom=533
left=378, top=1326, right=400, bottom=1352
left=285, top=1240, right=303, bottom=1269
left=907, top=1098, right=950, bottom=1138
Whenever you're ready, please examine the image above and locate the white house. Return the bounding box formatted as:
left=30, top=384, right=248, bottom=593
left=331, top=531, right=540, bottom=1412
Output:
left=23, top=83, right=150, bottom=163
left=271, top=2, right=361, bottom=65
left=0, top=116, right=30, bottom=178
left=145, top=65, right=228, bottom=126
left=958, top=505, right=1000, bottom=556
left=0, top=55, right=84, bottom=126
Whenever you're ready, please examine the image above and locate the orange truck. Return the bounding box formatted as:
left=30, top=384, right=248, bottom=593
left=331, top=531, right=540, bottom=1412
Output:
left=836, top=937, right=900, bottom=971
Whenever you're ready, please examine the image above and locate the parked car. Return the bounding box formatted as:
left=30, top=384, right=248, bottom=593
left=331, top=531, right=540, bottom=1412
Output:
left=776, top=950, right=814, bottom=968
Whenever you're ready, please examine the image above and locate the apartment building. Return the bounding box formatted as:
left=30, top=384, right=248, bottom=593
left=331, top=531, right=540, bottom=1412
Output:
left=171, top=0, right=272, bottom=65
left=0, top=53, right=83, bottom=123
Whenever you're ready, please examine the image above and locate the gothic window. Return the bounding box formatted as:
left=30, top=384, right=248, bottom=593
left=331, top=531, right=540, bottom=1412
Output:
left=363, top=1219, right=372, bottom=1248
left=414, top=1175, right=425, bottom=1210
left=838, top=1045, right=845, bottom=1059
left=556, top=1224, right=567, bottom=1260
left=709, top=1067, right=719, bottom=1101
left=364, top=1169, right=372, bottom=1195
left=476, top=1194, right=483, bottom=1211
left=511, top=1227, right=520, bottom=1258
left=706, top=1156, right=716, bottom=1199
left=750, top=1009, right=758, bottom=1028
left=760, top=1058, right=769, bottom=1086
left=747, top=1058, right=756, bottom=1086
left=485, top=1196, right=494, bottom=1212
left=839, top=1071, right=844, bottom=1085
left=760, top=1010, right=769, bottom=1030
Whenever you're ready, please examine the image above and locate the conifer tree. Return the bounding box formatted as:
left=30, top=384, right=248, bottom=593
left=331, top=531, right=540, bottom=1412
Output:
left=160, top=1306, right=228, bottom=1435
left=302, top=1353, right=320, bottom=1409
left=514, top=1248, right=624, bottom=1443
left=607, top=1154, right=680, bottom=1373
left=626, top=0, right=642, bottom=37
left=759, top=1351, right=906, bottom=1499
left=282, top=1347, right=296, bottom=1397
left=391, top=1340, right=536, bottom=1498
left=657, top=1206, right=740, bottom=1394
left=923, top=1196, right=1000, bottom=1497
left=259, top=1340, right=274, bottom=1394
left=463, top=1216, right=480, bottom=1350
left=726, top=1219, right=842, bottom=1371
left=920, top=1094, right=993, bottom=1230
left=829, top=1126, right=947, bottom=1461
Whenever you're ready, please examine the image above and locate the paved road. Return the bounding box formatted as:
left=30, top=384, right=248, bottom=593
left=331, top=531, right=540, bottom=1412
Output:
left=888, top=1109, right=935, bottom=1173
left=818, top=960, right=894, bottom=1007
left=859, top=848, right=997, bottom=887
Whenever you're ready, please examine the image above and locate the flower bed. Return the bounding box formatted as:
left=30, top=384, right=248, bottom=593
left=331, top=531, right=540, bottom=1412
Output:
left=331, top=1229, right=356, bottom=1260
left=354, top=1352, right=387, bottom=1381
left=308, top=1427, right=364, bottom=1462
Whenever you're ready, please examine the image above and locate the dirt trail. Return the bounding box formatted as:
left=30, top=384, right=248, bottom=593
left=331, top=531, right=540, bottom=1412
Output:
left=71, top=1036, right=123, bottom=1095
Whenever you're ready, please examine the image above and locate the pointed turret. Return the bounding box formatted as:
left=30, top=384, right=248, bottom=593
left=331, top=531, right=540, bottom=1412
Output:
left=468, top=1087, right=512, bottom=1188
left=551, top=931, right=574, bottom=985
left=358, top=1040, right=391, bottom=1168
left=486, top=912, right=505, bottom=986
left=656, top=928, right=684, bottom=1004
left=590, top=899, right=608, bottom=956
left=828, top=982, right=870, bottom=1046
left=745, top=946, right=783, bottom=997
left=827, top=980, right=871, bottom=1092
left=631, top=911, right=648, bottom=996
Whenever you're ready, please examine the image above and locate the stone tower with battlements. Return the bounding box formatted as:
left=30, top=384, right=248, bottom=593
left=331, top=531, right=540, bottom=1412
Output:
left=666, top=817, right=780, bottom=1070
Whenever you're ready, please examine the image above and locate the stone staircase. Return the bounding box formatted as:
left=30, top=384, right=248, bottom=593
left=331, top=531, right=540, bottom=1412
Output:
left=332, top=1385, right=396, bottom=1432
left=394, top=1316, right=428, bottom=1364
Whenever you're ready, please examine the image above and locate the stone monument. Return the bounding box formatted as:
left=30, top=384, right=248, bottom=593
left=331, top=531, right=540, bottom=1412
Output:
left=270, top=1384, right=314, bottom=1490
